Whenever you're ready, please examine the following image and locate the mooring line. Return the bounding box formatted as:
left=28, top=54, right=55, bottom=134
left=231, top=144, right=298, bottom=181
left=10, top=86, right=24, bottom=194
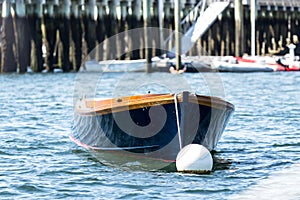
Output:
left=174, top=93, right=183, bottom=150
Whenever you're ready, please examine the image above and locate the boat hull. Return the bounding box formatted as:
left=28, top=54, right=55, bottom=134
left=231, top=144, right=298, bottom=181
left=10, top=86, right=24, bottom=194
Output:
left=71, top=92, right=234, bottom=170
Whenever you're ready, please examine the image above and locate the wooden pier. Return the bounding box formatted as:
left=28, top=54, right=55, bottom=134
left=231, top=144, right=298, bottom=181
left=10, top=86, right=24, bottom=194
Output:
left=0, top=0, right=300, bottom=72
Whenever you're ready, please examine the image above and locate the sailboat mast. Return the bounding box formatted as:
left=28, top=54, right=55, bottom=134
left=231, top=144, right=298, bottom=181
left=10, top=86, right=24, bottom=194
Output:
left=158, top=0, right=164, bottom=53
left=174, top=0, right=182, bottom=70
left=143, top=0, right=152, bottom=73
left=251, top=0, right=256, bottom=56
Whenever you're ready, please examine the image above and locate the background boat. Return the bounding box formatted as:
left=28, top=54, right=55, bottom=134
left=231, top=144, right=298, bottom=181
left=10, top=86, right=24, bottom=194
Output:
left=213, top=56, right=300, bottom=72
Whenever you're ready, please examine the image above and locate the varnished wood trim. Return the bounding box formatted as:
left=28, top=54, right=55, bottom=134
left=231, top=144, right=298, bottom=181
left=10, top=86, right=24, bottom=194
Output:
left=75, top=92, right=234, bottom=116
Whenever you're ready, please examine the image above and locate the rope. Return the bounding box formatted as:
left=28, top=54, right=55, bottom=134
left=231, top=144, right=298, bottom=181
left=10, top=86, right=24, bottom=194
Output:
left=174, top=93, right=183, bottom=149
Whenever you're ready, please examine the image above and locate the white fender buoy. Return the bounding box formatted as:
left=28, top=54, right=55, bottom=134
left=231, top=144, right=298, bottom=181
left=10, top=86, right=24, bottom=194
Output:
left=176, top=144, right=213, bottom=173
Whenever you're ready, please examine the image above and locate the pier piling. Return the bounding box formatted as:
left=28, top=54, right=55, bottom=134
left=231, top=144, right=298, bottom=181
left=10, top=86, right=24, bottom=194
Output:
left=96, top=2, right=106, bottom=61
left=28, top=2, right=44, bottom=72
left=129, top=0, right=142, bottom=60
left=105, top=0, right=118, bottom=60
left=58, top=0, right=71, bottom=72
left=1, top=0, right=17, bottom=72
left=234, top=0, right=244, bottom=57
left=83, top=0, right=96, bottom=60
left=44, top=1, right=56, bottom=72
left=15, top=0, right=31, bottom=73
left=70, top=1, right=82, bottom=71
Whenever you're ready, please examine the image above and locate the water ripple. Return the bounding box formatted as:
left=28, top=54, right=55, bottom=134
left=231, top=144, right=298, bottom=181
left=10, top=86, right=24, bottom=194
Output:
left=0, top=72, right=300, bottom=199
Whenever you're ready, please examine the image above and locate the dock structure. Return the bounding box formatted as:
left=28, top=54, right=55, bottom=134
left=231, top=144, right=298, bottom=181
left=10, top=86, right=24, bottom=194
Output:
left=0, top=0, right=300, bottom=72
left=232, top=0, right=300, bottom=57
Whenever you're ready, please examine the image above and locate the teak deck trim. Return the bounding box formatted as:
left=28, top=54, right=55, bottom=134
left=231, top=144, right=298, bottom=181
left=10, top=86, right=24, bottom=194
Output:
left=75, top=93, right=234, bottom=116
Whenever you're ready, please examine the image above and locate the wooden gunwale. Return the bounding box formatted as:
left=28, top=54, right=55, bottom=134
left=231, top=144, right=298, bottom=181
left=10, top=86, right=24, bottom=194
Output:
left=75, top=93, right=234, bottom=116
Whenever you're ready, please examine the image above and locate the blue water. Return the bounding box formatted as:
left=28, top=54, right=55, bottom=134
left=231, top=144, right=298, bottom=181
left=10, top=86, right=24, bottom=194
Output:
left=0, top=72, right=299, bottom=199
